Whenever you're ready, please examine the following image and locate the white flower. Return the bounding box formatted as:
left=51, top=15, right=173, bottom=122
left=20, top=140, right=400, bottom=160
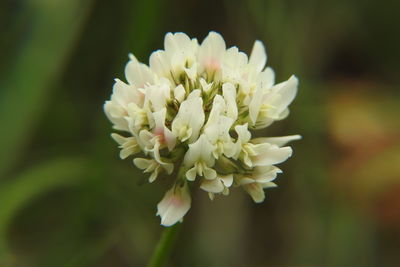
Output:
left=125, top=54, right=155, bottom=88
left=200, top=174, right=233, bottom=200
left=104, top=31, right=300, bottom=226
left=237, top=166, right=281, bottom=203
left=133, top=158, right=173, bottom=183
left=125, top=102, right=149, bottom=133
left=203, top=95, right=235, bottom=158
left=183, top=134, right=216, bottom=181
left=139, top=108, right=176, bottom=155
left=164, top=32, right=199, bottom=80
left=104, top=79, right=144, bottom=131
left=111, top=133, right=141, bottom=159
left=157, top=182, right=191, bottom=226
left=249, top=75, right=298, bottom=128
left=171, top=90, right=205, bottom=143
left=232, top=124, right=293, bottom=167
left=144, top=81, right=171, bottom=112
left=249, top=40, right=267, bottom=73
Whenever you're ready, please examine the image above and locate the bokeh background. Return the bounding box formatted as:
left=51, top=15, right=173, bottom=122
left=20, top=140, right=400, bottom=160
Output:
left=1, top=0, right=399, bottom=266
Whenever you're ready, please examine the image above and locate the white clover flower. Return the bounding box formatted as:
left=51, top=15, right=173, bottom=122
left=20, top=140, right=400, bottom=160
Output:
left=104, top=31, right=300, bottom=226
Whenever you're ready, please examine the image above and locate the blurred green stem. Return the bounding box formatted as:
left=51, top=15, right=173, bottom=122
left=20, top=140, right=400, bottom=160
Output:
left=147, top=223, right=181, bottom=267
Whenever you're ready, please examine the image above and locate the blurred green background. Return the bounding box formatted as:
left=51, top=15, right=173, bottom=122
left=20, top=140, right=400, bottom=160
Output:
left=1, top=0, right=399, bottom=266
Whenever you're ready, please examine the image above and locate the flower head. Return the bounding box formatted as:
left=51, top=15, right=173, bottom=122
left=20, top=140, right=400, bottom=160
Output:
left=104, top=32, right=300, bottom=226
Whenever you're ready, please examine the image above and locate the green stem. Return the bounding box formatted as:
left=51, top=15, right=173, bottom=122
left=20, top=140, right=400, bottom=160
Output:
left=147, top=223, right=181, bottom=267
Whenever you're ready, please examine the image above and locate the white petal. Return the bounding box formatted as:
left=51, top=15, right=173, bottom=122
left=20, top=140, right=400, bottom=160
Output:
left=222, top=47, right=248, bottom=83
left=252, top=135, right=302, bottom=147
left=157, top=183, right=191, bottom=226
left=261, top=67, right=275, bottom=89
left=249, top=40, right=267, bottom=73
left=251, top=166, right=280, bottom=183
left=277, top=108, right=290, bottom=120
left=112, top=79, right=143, bottom=107
left=172, top=90, right=205, bottom=143
left=133, top=158, right=154, bottom=171
left=152, top=108, right=176, bottom=151
left=200, top=78, right=213, bottom=93
left=149, top=166, right=160, bottom=183
left=164, top=32, right=191, bottom=54
left=235, top=124, right=251, bottom=144
left=237, top=175, right=256, bottom=185
left=174, top=84, right=186, bottom=103
left=262, top=182, right=277, bottom=188
left=203, top=166, right=217, bottom=180
left=149, top=50, right=171, bottom=77
left=125, top=59, right=154, bottom=88
left=138, top=129, right=154, bottom=150
left=146, top=83, right=170, bottom=112
left=220, top=174, right=233, bottom=187
left=163, top=162, right=174, bottom=175
left=243, top=183, right=265, bottom=203
left=183, top=134, right=215, bottom=166
left=152, top=108, right=167, bottom=133
left=222, top=82, right=238, bottom=121
left=269, top=75, right=298, bottom=114
left=104, top=102, right=122, bottom=129
left=249, top=82, right=264, bottom=124
left=186, top=166, right=197, bottom=181
left=204, top=95, right=225, bottom=130
left=198, top=31, right=226, bottom=73
left=111, top=133, right=126, bottom=145
left=252, top=144, right=293, bottom=166
left=200, top=178, right=224, bottom=193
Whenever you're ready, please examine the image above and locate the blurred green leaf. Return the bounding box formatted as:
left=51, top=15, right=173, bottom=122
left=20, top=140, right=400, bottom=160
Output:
left=0, top=157, right=87, bottom=256
left=0, top=0, right=94, bottom=178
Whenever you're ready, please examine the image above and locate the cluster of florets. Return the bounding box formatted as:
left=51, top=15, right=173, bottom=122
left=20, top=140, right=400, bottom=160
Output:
left=104, top=32, right=300, bottom=226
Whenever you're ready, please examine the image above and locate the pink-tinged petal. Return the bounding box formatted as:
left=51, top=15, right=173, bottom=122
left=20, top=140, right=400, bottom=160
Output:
left=157, top=183, right=191, bottom=226
left=198, top=32, right=226, bottom=73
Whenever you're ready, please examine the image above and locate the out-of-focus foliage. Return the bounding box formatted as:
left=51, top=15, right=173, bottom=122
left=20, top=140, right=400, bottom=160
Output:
left=0, top=0, right=399, bottom=266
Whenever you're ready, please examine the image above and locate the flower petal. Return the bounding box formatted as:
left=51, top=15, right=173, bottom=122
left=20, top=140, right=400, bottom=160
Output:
left=200, top=178, right=224, bottom=193
left=252, top=144, right=293, bottom=166
left=222, top=82, right=238, bottom=121
left=269, top=75, right=298, bottom=114
left=198, top=31, right=226, bottom=74
left=249, top=40, right=267, bottom=73
left=157, top=183, right=191, bottom=226
left=125, top=58, right=154, bottom=88
left=252, top=135, right=302, bottom=147
left=243, top=182, right=265, bottom=203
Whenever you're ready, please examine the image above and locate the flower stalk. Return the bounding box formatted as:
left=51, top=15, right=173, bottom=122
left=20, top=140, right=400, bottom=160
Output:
left=147, top=223, right=181, bottom=267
